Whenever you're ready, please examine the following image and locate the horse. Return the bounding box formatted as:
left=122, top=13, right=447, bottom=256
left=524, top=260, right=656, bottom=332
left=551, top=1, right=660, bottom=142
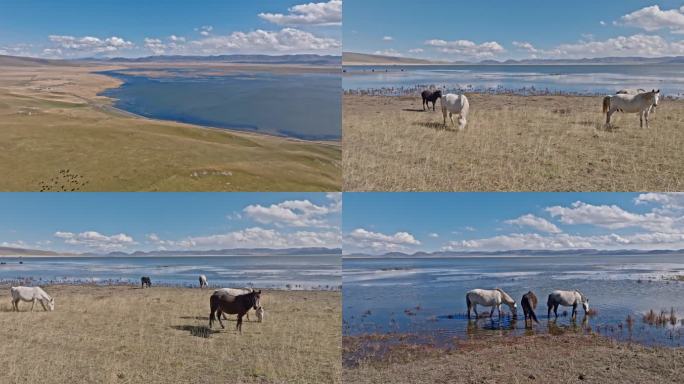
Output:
left=421, top=90, right=442, bottom=111
left=141, top=276, right=152, bottom=288
left=466, top=288, right=517, bottom=319
left=215, top=288, right=255, bottom=321
left=603, top=89, right=660, bottom=128
left=10, top=286, right=55, bottom=312
left=521, top=291, right=539, bottom=325
left=441, top=93, right=469, bottom=130
left=199, top=275, right=208, bottom=289
left=209, top=290, right=262, bottom=333
left=547, top=290, right=589, bottom=319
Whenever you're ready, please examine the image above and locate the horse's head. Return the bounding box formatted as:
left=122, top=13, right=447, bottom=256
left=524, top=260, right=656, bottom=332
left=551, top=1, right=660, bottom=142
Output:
left=497, top=288, right=517, bottom=312
left=434, top=90, right=442, bottom=98
left=576, top=290, right=589, bottom=313
left=653, top=89, right=661, bottom=107
left=48, top=298, right=55, bottom=311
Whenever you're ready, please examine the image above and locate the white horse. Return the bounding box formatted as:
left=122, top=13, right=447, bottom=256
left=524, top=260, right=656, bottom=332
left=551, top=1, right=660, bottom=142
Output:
left=215, top=288, right=256, bottom=321
left=617, top=89, right=657, bottom=115
left=199, top=274, right=208, bottom=289
left=10, top=286, right=55, bottom=312
left=466, top=288, right=517, bottom=319
left=441, top=93, right=469, bottom=130
left=603, top=89, right=660, bottom=128
left=547, top=290, right=589, bottom=319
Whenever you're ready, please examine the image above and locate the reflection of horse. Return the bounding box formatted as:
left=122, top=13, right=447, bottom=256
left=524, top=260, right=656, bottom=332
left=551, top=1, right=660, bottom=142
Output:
left=603, top=90, right=660, bottom=128
left=521, top=291, right=539, bottom=325
left=466, top=288, right=517, bottom=319
left=547, top=290, right=589, bottom=319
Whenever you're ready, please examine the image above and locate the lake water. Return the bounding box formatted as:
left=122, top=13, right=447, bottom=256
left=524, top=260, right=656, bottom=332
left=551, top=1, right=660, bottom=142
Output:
left=343, top=254, right=684, bottom=347
left=0, top=255, right=341, bottom=290
left=343, top=65, right=684, bottom=97
left=100, top=69, right=341, bottom=141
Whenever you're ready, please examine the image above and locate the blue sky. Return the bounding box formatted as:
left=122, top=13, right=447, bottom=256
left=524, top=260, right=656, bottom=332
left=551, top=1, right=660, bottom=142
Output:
left=0, top=0, right=341, bottom=58
left=342, top=193, right=684, bottom=254
left=0, top=193, right=341, bottom=253
left=344, top=1, right=684, bottom=60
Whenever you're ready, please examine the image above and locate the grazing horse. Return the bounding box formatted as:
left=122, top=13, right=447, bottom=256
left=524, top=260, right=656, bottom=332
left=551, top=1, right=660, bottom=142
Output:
left=441, top=93, right=469, bottom=130
left=466, top=288, right=517, bottom=319
left=199, top=274, right=208, bottom=289
left=603, top=89, right=660, bottom=128
left=141, top=276, right=152, bottom=288
left=547, top=290, right=589, bottom=319
left=215, top=288, right=255, bottom=321
left=10, top=286, right=55, bottom=312
left=521, top=291, right=539, bottom=325
left=421, top=90, right=442, bottom=111
left=209, top=290, right=262, bottom=333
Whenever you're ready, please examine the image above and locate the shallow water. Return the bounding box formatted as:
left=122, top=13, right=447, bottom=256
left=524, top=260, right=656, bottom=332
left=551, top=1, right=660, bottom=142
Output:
left=0, top=256, right=341, bottom=290
left=100, top=69, right=341, bottom=141
left=343, top=254, right=684, bottom=347
left=343, top=64, right=684, bottom=97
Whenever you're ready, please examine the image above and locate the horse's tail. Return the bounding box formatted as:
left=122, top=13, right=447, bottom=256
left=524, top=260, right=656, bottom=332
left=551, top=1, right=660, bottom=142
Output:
left=529, top=306, right=539, bottom=324
left=602, top=96, right=611, bottom=113
left=466, top=294, right=472, bottom=312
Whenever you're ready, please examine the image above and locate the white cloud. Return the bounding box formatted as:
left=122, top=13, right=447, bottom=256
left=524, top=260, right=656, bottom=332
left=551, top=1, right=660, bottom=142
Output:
left=143, top=38, right=165, bottom=55
left=546, top=34, right=684, bottom=58
left=195, top=25, right=214, bottom=36
left=243, top=197, right=339, bottom=228
left=546, top=201, right=679, bottom=233
left=374, top=49, right=403, bottom=57
left=408, top=48, right=424, bottom=54
left=512, top=41, right=538, bottom=53
left=619, top=5, right=684, bottom=33
left=190, top=28, right=340, bottom=54
left=505, top=214, right=562, bottom=234
left=425, top=39, right=505, bottom=58
left=600, top=20, right=607, bottom=26
left=428, top=233, right=439, bottom=238
left=258, top=0, right=342, bottom=26
left=48, top=35, right=133, bottom=56
left=54, top=231, right=136, bottom=251
left=382, top=36, right=394, bottom=41
left=346, top=228, right=420, bottom=253
left=179, top=227, right=340, bottom=249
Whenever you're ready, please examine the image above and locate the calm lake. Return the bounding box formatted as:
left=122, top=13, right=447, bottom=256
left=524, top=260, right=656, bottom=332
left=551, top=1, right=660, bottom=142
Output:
left=343, top=254, right=684, bottom=347
left=100, top=69, right=341, bottom=141
left=0, top=255, right=341, bottom=290
left=343, top=65, right=684, bottom=97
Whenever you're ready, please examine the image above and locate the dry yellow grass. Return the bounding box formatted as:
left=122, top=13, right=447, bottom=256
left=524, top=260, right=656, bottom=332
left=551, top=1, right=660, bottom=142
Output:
left=344, top=333, right=684, bottom=383
left=0, top=65, right=340, bottom=191
left=343, top=94, right=684, bottom=191
left=0, top=285, right=341, bottom=384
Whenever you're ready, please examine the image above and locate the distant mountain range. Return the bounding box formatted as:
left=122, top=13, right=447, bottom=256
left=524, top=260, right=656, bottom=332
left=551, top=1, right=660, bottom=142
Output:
left=343, top=51, right=684, bottom=66
left=0, top=246, right=340, bottom=257
left=345, top=249, right=684, bottom=258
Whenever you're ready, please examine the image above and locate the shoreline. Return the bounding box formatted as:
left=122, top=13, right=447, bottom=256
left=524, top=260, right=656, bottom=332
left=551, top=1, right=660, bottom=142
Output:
left=0, top=282, right=340, bottom=292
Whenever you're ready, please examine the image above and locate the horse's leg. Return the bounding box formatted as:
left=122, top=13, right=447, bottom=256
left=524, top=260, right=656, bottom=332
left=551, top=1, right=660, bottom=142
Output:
left=40, top=300, right=47, bottom=311
left=606, top=109, right=614, bottom=126
left=547, top=304, right=551, bottom=319
left=640, top=111, right=644, bottom=128
left=645, top=109, right=650, bottom=128
left=443, top=109, right=447, bottom=126
left=31, top=298, right=35, bottom=312
left=554, top=304, right=559, bottom=319
left=236, top=313, right=243, bottom=333
left=497, top=304, right=502, bottom=319
left=473, top=304, right=478, bottom=319
left=572, top=303, right=577, bottom=319
left=489, top=306, right=495, bottom=318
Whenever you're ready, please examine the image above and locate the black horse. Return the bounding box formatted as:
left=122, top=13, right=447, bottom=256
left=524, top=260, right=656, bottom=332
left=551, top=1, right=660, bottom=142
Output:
left=141, top=276, right=152, bottom=288
left=521, top=291, right=539, bottom=325
left=209, top=290, right=262, bottom=333
left=421, top=90, right=442, bottom=111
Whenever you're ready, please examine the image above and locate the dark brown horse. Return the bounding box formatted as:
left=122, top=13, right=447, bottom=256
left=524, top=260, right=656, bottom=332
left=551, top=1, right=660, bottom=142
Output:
left=209, top=290, right=262, bottom=333
left=141, top=276, right=151, bottom=288
left=521, top=291, right=539, bottom=325
left=421, top=90, right=442, bottom=111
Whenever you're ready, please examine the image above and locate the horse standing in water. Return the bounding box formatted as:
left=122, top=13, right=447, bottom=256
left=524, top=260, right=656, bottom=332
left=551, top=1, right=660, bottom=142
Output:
left=421, top=90, right=442, bottom=111
left=209, top=290, right=262, bottom=333
left=603, top=89, right=660, bottom=128
left=466, top=288, right=517, bottom=319
left=521, top=291, right=539, bottom=325
left=141, top=276, right=152, bottom=288
left=547, top=290, right=589, bottom=319
left=199, top=274, right=208, bottom=289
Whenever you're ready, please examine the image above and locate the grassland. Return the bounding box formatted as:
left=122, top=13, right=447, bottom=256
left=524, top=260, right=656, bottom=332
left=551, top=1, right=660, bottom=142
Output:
left=0, top=63, right=340, bottom=191
left=343, top=333, right=684, bottom=384
left=0, top=285, right=341, bottom=384
left=343, top=94, right=684, bottom=191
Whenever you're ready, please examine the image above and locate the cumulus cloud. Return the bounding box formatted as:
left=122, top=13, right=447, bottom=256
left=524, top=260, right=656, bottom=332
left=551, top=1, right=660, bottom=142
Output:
left=382, top=36, right=394, bottom=41
left=425, top=39, right=505, bottom=58
left=546, top=34, right=684, bottom=58
left=346, top=228, right=420, bottom=253
left=190, top=28, right=340, bottom=54
left=195, top=25, right=214, bottom=36
left=258, top=0, right=342, bottom=26
left=512, top=41, right=538, bottom=53
left=505, top=214, right=562, bottom=234
left=176, top=227, right=340, bottom=249
left=619, top=5, right=684, bottom=33
left=374, top=49, right=402, bottom=57
left=54, top=231, right=136, bottom=251
left=408, top=48, right=424, bottom=54
left=47, top=35, right=133, bottom=56
left=243, top=196, right=339, bottom=228
left=546, top=201, right=679, bottom=233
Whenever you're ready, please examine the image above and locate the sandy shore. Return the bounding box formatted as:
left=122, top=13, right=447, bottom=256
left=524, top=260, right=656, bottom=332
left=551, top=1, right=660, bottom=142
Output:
left=0, top=285, right=341, bottom=384
left=343, top=333, right=684, bottom=383
left=0, top=63, right=340, bottom=191
left=343, top=94, right=684, bottom=192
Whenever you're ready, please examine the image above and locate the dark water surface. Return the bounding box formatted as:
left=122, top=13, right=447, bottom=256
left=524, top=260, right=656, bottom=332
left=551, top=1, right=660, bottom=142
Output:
left=344, top=254, right=684, bottom=347
left=100, top=68, right=341, bottom=141
left=0, top=255, right=341, bottom=290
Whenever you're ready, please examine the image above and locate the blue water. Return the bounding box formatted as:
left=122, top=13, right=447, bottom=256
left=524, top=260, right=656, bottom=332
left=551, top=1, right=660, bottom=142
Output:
left=344, top=254, right=684, bottom=347
left=0, top=255, right=341, bottom=290
left=343, top=64, right=684, bottom=97
left=100, top=69, right=341, bottom=141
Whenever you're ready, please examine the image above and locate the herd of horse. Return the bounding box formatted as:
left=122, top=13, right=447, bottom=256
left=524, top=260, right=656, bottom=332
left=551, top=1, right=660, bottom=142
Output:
left=465, top=288, right=590, bottom=326
left=420, top=88, right=661, bottom=130
left=7, top=274, right=265, bottom=334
